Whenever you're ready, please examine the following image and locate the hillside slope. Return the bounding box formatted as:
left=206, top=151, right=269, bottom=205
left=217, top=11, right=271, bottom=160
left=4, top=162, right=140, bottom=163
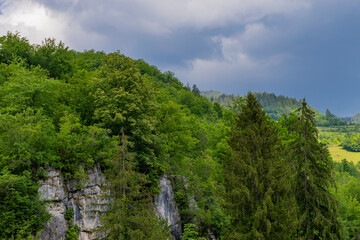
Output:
left=1, top=32, right=358, bottom=240
left=0, top=32, right=229, bottom=239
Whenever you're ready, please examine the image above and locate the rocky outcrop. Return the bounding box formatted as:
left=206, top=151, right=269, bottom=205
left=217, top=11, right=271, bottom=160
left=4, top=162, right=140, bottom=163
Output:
left=39, top=171, right=209, bottom=240
left=38, top=165, right=108, bottom=240
left=155, top=175, right=182, bottom=240
left=155, top=176, right=217, bottom=240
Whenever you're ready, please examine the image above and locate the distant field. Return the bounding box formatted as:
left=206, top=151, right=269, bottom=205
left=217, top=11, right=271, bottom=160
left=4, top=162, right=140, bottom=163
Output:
left=328, top=145, right=360, bottom=164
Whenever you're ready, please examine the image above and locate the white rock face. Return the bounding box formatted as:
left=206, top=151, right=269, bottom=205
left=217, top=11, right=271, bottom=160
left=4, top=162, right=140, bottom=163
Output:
left=155, top=175, right=182, bottom=240
left=39, top=170, right=185, bottom=239
left=38, top=165, right=108, bottom=240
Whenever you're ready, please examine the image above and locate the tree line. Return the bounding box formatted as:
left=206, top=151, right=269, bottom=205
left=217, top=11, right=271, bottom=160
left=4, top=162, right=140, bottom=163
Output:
left=0, top=32, right=356, bottom=239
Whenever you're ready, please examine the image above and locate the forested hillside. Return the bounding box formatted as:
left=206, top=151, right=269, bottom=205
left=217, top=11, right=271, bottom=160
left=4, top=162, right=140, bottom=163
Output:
left=0, top=32, right=359, bottom=240
left=203, top=91, right=302, bottom=120
left=203, top=91, right=347, bottom=126
left=201, top=90, right=236, bottom=107
left=350, top=112, right=360, bottom=123
left=0, top=32, right=230, bottom=239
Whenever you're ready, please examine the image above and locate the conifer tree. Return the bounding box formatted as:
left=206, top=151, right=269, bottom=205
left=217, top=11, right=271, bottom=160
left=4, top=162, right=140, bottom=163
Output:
left=289, top=99, right=341, bottom=239
left=192, top=84, right=200, bottom=96
left=224, top=92, right=296, bottom=239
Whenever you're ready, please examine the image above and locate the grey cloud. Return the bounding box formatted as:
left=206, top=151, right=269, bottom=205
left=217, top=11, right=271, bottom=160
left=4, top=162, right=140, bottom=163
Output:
left=3, top=0, right=360, bottom=115
left=31, top=0, right=309, bottom=35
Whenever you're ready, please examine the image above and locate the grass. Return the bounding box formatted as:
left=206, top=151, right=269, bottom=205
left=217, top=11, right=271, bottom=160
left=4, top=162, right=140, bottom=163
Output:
left=328, top=145, right=360, bottom=164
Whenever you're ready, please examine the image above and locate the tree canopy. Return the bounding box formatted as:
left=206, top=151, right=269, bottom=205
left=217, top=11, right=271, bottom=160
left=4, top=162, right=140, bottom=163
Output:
left=0, top=31, right=356, bottom=240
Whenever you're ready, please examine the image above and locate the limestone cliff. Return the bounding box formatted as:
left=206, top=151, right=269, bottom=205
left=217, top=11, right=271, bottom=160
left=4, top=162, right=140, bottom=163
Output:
left=155, top=175, right=182, bottom=240
left=39, top=170, right=184, bottom=240
left=38, top=165, right=108, bottom=240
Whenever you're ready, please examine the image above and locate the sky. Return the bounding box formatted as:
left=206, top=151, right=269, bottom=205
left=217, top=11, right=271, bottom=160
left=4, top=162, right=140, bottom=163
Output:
left=1, top=0, right=360, bottom=116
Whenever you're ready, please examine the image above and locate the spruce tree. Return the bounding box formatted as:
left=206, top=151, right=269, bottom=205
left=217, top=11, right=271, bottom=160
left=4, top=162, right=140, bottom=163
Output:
left=289, top=99, right=341, bottom=239
left=192, top=84, right=200, bottom=96
left=224, top=92, right=296, bottom=239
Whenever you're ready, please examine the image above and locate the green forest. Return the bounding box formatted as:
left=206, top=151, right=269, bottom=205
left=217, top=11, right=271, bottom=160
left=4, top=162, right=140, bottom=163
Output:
left=1, top=32, right=360, bottom=240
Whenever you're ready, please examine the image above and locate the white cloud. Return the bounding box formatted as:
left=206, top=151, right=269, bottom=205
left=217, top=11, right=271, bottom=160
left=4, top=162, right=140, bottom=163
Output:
left=0, top=0, right=105, bottom=49
left=213, top=23, right=273, bottom=62
left=0, top=0, right=311, bottom=52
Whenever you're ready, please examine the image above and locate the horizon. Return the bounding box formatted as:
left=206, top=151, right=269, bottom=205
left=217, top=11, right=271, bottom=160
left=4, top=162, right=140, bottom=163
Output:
left=1, top=0, right=360, bottom=117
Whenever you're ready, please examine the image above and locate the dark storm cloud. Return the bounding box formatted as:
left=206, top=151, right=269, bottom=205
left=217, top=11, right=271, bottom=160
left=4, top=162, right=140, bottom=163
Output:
left=175, top=0, right=360, bottom=116
left=276, top=0, right=360, bottom=116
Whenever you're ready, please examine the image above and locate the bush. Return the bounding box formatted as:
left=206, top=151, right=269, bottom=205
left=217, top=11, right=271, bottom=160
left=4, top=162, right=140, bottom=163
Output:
left=181, top=224, right=206, bottom=240
left=66, top=225, right=80, bottom=240
left=0, top=169, right=50, bottom=239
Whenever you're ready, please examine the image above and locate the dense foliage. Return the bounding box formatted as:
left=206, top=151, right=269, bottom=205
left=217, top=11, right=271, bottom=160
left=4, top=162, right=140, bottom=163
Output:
left=341, top=133, right=360, bottom=152
left=0, top=32, right=228, bottom=239
left=333, top=159, right=360, bottom=239
left=0, top=169, right=50, bottom=239
left=0, top=31, right=358, bottom=239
